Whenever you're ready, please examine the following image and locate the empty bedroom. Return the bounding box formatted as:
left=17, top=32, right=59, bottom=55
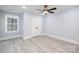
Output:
left=0, top=5, right=79, bottom=53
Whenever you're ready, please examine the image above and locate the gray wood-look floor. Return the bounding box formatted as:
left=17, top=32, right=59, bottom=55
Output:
left=0, top=35, right=79, bottom=53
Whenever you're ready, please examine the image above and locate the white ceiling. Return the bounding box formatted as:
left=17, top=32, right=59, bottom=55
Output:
left=0, top=5, right=78, bottom=15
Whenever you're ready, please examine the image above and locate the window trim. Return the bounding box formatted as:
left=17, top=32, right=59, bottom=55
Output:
left=5, top=15, right=19, bottom=33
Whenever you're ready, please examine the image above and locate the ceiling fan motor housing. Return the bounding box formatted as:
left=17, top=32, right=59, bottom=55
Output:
left=44, top=5, right=48, bottom=11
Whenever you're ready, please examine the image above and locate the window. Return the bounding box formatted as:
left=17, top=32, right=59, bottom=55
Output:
left=5, top=15, right=19, bottom=32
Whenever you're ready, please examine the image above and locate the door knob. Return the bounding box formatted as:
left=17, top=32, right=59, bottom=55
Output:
left=35, top=27, right=38, bottom=29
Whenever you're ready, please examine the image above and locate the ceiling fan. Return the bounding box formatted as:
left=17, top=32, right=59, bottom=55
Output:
left=36, top=5, right=57, bottom=15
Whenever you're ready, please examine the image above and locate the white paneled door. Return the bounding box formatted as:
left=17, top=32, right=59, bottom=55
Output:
left=32, top=17, right=42, bottom=36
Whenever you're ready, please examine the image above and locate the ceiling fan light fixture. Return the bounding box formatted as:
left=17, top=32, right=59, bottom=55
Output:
left=44, top=11, right=48, bottom=15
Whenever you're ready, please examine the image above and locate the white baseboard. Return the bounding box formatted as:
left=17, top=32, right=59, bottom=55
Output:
left=23, top=34, right=42, bottom=40
left=44, top=34, right=79, bottom=45
left=1, top=33, right=79, bottom=45
left=0, top=35, right=22, bottom=41
left=23, top=36, right=34, bottom=40
left=40, top=33, right=46, bottom=35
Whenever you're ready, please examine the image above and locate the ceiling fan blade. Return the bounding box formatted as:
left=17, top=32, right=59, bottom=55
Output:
left=36, top=9, right=44, bottom=11
left=50, top=12, right=54, bottom=14
left=38, top=11, right=44, bottom=14
left=48, top=11, right=54, bottom=14
left=49, top=7, right=57, bottom=10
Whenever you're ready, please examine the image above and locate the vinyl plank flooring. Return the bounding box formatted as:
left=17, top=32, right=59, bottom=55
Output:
left=0, top=36, right=79, bottom=53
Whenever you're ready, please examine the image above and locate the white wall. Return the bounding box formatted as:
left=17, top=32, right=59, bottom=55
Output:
left=23, top=13, right=43, bottom=39
left=0, top=10, right=23, bottom=40
left=1, top=6, right=79, bottom=41
left=43, top=7, right=79, bottom=40
left=23, top=13, right=32, bottom=38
